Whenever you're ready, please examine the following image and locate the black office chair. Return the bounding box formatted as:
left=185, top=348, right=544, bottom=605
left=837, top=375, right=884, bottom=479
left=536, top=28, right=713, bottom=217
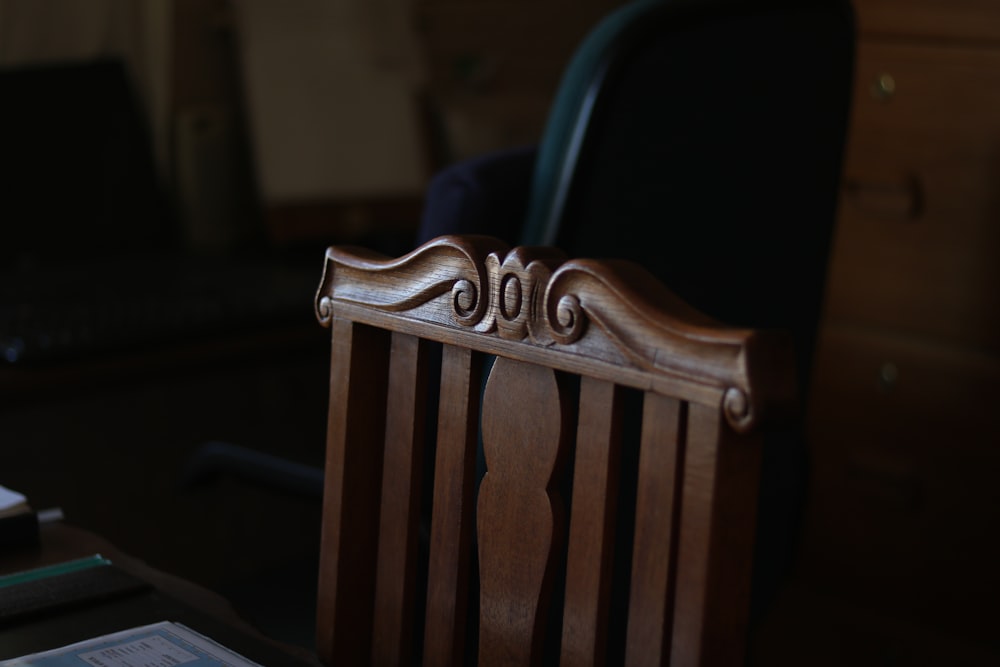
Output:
left=416, top=0, right=855, bottom=620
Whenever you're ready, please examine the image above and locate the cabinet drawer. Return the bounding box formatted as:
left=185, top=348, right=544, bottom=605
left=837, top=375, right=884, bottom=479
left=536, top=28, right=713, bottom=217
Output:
left=827, top=42, right=1000, bottom=351
left=804, top=324, right=1000, bottom=635
left=855, top=0, right=1000, bottom=43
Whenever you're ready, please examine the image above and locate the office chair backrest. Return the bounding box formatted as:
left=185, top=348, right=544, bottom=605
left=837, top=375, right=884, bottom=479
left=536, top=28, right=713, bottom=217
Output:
left=523, top=0, right=854, bottom=391
left=313, top=234, right=795, bottom=665
left=420, top=0, right=852, bottom=393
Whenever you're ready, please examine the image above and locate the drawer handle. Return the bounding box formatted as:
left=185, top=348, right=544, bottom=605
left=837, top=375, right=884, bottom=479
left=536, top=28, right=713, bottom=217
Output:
left=878, top=362, right=898, bottom=392
left=871, top=73, right=896, bottom=101
left=843, top=174, right=923, bottom=221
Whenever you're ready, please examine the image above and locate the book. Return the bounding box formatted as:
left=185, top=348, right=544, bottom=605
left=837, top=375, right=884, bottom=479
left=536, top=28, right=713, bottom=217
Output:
left=0, top=556, right=152, bottom=626
left=0, top=555, right=111, bottom=589
left=0, top=621, right=263, bottom=667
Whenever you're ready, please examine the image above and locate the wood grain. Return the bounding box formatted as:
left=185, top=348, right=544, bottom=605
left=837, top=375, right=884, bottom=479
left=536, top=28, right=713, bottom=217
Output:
left=422, top=344, right=483, bottom=666
left=831, top=42, right=1000, bottom=352
left=478, top=357, right=571, bottom=666
left=316, top=235, right=795, bottom=434
left=855, top=0, right=1000, bottom=42
left=316, top=318, right=390, bottom=664
left=371, top=333, right=429, bottom=664
left=624, top=393, right=685, bottom=667
left=670, top=403, right=761, bottom=667
left=561, top=377, right=623, bottom=667
left=313, top=235, right=785, bottom=666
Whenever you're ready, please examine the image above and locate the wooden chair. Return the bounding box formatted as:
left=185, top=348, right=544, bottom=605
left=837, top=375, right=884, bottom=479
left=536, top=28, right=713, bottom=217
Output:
left=313, top=235, right=795, bottom=666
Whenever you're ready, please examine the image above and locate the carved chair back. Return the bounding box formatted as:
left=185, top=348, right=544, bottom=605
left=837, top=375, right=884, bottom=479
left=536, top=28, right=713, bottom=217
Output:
left=313, top=235, right=795, bottom=666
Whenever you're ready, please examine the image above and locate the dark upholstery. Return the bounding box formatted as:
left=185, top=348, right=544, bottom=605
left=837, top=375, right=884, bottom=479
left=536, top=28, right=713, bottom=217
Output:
left=419, top=145, right=536, bottom=242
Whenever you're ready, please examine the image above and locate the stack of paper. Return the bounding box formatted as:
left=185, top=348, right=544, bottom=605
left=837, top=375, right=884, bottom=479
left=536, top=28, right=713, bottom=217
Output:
left=0, top=622, right=263, bottom=667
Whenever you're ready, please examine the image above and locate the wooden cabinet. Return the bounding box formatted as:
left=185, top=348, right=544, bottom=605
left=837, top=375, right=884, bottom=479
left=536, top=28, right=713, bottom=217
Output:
left=807, top=326, right=1000, bottom=636
left=830, top=41, right=1000, bottom=349
left=853, top=0, right=1000, bottom=42
left=801, top=0, right=1000, bottom=655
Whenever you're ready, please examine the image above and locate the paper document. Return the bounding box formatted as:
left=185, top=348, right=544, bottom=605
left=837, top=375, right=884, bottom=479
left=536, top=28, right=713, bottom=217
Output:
left=0, top=621, right=262, bottom=667
left=0, top=485, right=28, bottom=518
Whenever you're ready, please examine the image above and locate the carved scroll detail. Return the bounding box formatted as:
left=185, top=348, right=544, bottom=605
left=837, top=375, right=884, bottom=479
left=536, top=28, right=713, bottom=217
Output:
left=723, top=387, right=753, bottom=433
left=478, top=247, right=565, bottom=341
left=314, top=236, right=792, bottom=433
left=315, top=236, right=504, bottom=329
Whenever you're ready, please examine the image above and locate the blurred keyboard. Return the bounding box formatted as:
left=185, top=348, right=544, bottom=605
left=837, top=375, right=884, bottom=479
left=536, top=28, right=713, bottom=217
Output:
left=0, top=255, right=318, bottom=365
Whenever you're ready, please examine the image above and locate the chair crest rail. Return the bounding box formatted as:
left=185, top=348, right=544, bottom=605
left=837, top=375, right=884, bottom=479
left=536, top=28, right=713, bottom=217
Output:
left=315, top=235, right=794, bottom=433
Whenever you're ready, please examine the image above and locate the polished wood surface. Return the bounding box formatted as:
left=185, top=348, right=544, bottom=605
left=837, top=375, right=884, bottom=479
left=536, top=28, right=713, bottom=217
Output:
left=371, top=333, right=430, bottom=665
left=800, top=0, right=1000, bottom=659
left=478, top=358, right=570, bottom=666
left=313, top=235, right=795, bottom=665
left=623, top=393, right=682, bottom=666
left=562, top=377, right=622, bottom=665
left=855, top=0, right=1000, bottom=42
left=832, top=40, right=1000, bottom=351
left=423, top=343, right=482, bottom=666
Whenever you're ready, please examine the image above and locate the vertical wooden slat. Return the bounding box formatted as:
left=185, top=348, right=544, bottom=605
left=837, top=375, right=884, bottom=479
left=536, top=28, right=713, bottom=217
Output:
left=669, top=402, right=761, bottom=667
left=423, top=344, right=483, bottom=667
left=562, top=378, right=624, bottom=667
left=478, top=358, right=572, bottom=667
left=316, top=317, right=391, bottom=665
left=371, top=333, right=429, bottom=665
left=624, top=393, right=685, bottom=667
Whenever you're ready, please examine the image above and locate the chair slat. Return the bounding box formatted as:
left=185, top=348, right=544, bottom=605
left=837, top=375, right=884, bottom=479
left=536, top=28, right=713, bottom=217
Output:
left=371, top=333, right=429, bottom=665
left=562, top=378, right=624, bottom=667
left=315, top=236, right=791, bottom=666
left=423, top=344, right=483, bottom=666
left=478, top=358, right=572, bottom=667
left=317, top=317, right=391, bottom=664
left=624, top=393, right=685, bottom=667
left=669, top=403, right=761, bottom=667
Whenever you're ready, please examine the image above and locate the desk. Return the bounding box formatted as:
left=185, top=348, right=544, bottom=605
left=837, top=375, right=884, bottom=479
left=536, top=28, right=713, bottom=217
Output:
left=0, top=523, right=320, bottom=666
